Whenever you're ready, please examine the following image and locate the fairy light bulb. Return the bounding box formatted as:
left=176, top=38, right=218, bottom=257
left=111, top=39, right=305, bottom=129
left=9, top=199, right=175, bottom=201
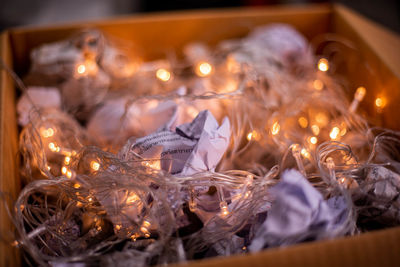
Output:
left=292, top=144, right=306, bottom=176
left=61, top=166, right=67, bottom=175
left=247, top=130, right=260, bottom=141
left=66, top=170, right=72, bottom=178
left=375, top=96, right=387, bottom=113
left=90, top=160, right=100, bottom=171
left=64, top=156, right=71, bottom=165
left=140, top=220, right=151, bottom=237
left=298, top=117, right=308, bottom=128
left=315, top=112, right=329, bottom=127
left=220, top=201, right=229, bottom=216
left=318, top=58, right=329, bottom=72
left=41, top=127, right=54, bottom=138
left=301, top=148, right=311, bottom=159
left=76, top=64, right=86, bottom=75
left=311, top=125, right=320, bottom=136
left=326, top=157, right=336, bottom=181
left=189, top=188, right=197, bottom=212
left=313, top=79, right=324, bottom=91
left=74, top=183, right=81, bottom=189
left=196, top=61, right=213, bottom=77
left=156, top=68, right=171, bottom=82
left=271, top=121, right=280, bottom=135
left=115, top=224, right=122, bottom=231
left=309, top=136, right=318, bottom=145
left=330, top=127, right=340, bottom=140
left=349, top=86, right=366, bottom=112
left=48, top=142, right=60, bottom=152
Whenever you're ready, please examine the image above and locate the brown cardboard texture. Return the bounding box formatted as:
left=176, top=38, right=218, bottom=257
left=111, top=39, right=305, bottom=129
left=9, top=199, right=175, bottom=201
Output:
left=1, top=3, right=400, bottom=267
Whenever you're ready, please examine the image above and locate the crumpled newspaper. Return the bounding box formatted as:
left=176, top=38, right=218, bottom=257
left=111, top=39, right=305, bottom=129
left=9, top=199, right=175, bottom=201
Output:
left=249, top=169, right=349, bottom=252
left=119, top=110, right=231, bottom=175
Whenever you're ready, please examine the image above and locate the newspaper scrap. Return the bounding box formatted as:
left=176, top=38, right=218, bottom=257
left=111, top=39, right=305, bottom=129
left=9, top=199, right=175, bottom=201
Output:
left=249, top=169, right=349, bottom=252
left=120, top=110, right=231, bottom=175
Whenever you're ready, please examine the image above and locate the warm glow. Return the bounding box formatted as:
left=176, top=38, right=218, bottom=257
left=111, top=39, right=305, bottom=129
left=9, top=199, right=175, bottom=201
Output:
left=298, top=117, right=308, bottom=128
left=339, top=177, right=346, bottom=184
left=313, top=79, right=324, bottom=91
left=76, top=64, right=86, bottom=74
left=311, top=125, right=320, bottom=136
left=74, top=183, right=80, bottom=189
left=301, top=148, right=311, bottom=159
left=142, top=160, right=161, bottom=170
left=196, top=62, right=213, bottom=77
left=61, top=166, right=67, bottom=175
left=156, top=68, right=171, bottom=82
left=186, top=106, right=199, bottom=119
left=126, top=192, right=139, bottom=204
left=41, top=128, right=54, bottom=138
left=355, top=86, right=366, bottom=101
left=48, top=142, right=60, bottom=152
left=220, top=202, right=229, bottom=216
left=247, top=130, right=260, bottom=141
left=64, top=156, right=71, bottom=165
left=115, top=224, right=122, bottom=231
left=271, top=122, right=280, bottom=135
left=317, top=58, right=329, bottom=72
left=315, top=112, right=329, bottom=127
left=66, top=170, right=72, bottom=178
left=309, top=136, right=318, bottom=144
left=375, top=97, right=387, bottom=108
left=330, top=127, right=340, bottom=140
left=90, top=160, right=100, bottom=171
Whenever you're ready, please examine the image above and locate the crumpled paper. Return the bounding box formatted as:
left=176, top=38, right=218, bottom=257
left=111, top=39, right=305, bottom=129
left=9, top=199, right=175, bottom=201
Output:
left=120, top=110, right=230, bottom=175
left=17, top=86, right=62, bottom=126
left=249, top=169, right=349, bottom=251
left=87, top=98, right=178, bottom=145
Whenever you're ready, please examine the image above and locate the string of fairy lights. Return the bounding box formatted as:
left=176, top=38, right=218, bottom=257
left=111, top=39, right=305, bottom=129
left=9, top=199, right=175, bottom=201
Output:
left=3, top=24, right=397, bottom=266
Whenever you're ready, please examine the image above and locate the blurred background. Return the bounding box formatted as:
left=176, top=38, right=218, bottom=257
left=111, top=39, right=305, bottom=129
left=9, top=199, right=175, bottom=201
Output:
left=0, top=0, right=399, bottom=33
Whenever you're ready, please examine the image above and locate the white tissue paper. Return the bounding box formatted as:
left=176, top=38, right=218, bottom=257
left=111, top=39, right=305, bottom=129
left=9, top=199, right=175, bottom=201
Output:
left=17, top=86, right=62, bottom=126
left=249, top=169, right=349, bottom=252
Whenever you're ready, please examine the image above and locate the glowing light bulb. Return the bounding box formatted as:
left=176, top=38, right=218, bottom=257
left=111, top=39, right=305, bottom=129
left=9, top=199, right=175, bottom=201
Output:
left=309, top=136, right=318, bottom=145
left=339, top=177, right=346, bottom=184
left=355, top=87, right=366, bottom=101
left=140, top=220, right=151, bottom=237
left=156, top=68, right=171, bottom=82
left=76, top=64, right=86, bottom=75
left=271, top=121, right=280, bottom=135
left=66, top=170, right=72, bottom=178
left=41, top=128, right=54, bottom=138
left=247, top=130, right=260, bottom=141
left=330, top=127, right=340, bottom=140
left=48, top=142, right=60, bottom=152
left=220, top=202, right=229, bottom=216
left=74, top=183, right=81, bottom=189
left=315, top=112, right=329, bottom=127
left=64, top=156, right=71, bottom=165
left=318, top=58, right=329, bottom=72
left=375, top=97, right=387, bottom=111
left=313, top=79, right=324, bottom=91
left=61, top=166, right=67, bottom=175
left=90, top=160, right=100, bottom=171
left=301, top=148, right=311, bottom=159
left=311, top=125, right=320, bottom=136
left=196, top=62, right=213, bottom=77
left=298, top=117, right=308, bottom=128
left=115, top=224, right=122, bottom=231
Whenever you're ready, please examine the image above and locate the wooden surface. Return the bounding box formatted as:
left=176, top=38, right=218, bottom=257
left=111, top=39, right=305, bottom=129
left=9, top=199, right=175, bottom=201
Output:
left=0, top=31, right=21, bottom=267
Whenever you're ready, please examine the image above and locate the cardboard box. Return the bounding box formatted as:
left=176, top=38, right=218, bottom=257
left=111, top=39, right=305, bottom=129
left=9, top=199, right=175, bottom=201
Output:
left=1, top=3, right=400, bottom=266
